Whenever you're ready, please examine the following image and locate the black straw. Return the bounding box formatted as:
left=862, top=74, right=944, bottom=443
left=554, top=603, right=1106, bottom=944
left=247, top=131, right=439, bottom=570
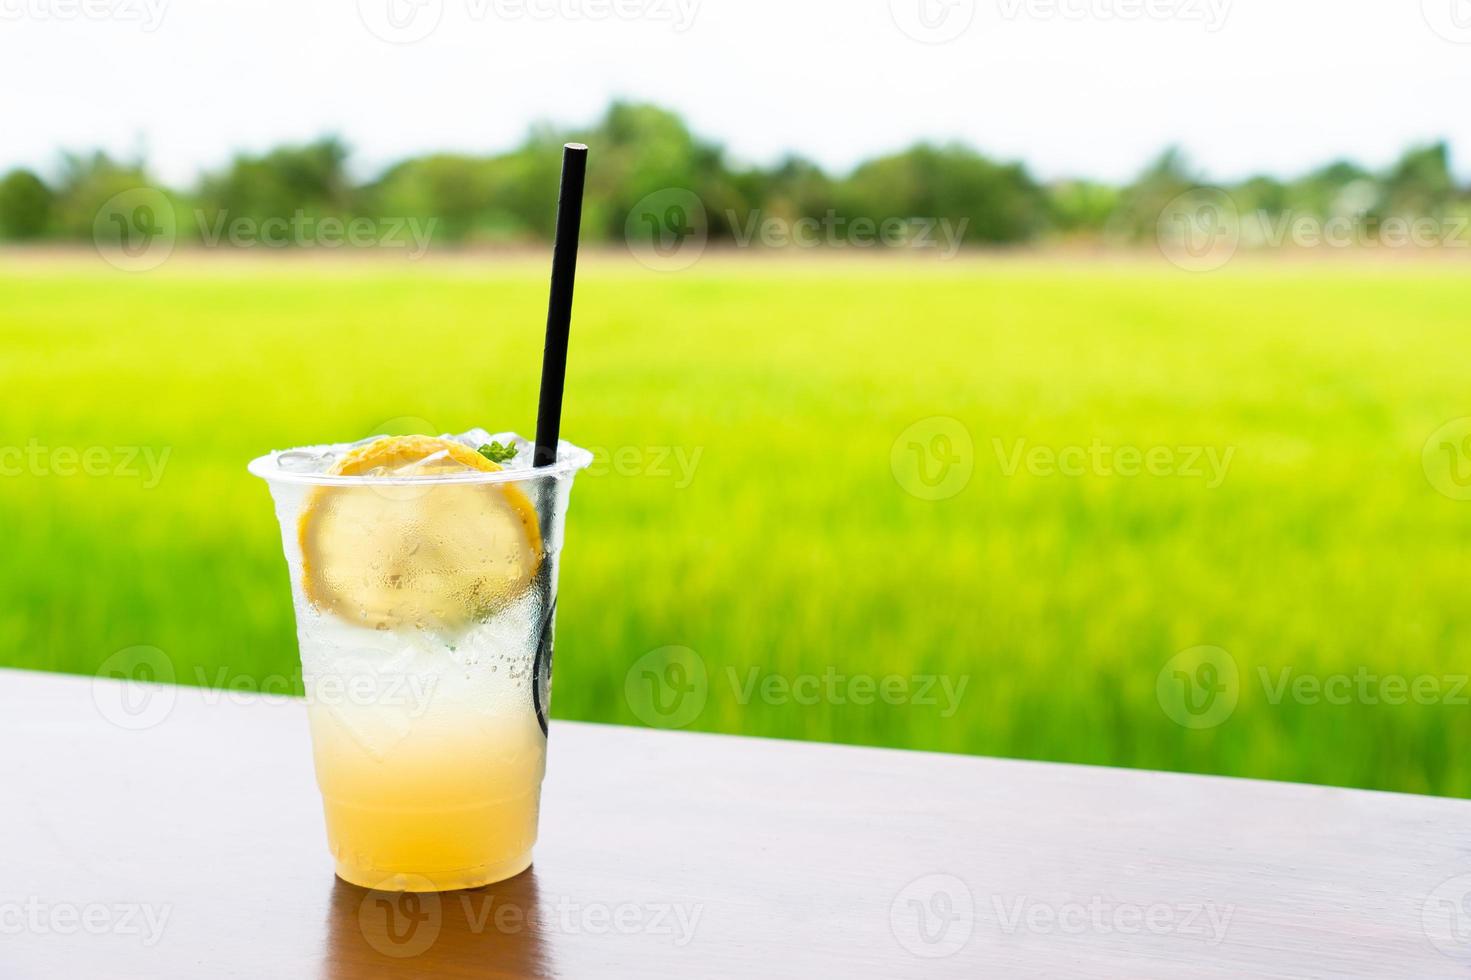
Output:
left=534, top=143, right=589, bottom=468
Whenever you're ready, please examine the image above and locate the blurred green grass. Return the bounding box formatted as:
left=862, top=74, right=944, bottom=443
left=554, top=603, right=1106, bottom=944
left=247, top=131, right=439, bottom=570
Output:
left=2, top=252, right=1468, bottom=796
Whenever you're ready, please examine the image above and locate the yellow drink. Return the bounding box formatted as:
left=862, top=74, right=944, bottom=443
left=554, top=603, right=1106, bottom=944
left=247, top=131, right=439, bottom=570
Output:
left=308, top=699, right=546, bottom=891
left=295, top=588, right=554, bottom=893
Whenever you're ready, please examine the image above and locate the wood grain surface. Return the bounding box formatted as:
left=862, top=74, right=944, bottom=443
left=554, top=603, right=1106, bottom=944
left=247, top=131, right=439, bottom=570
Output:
left=2, top=667, right=1469, bottom=978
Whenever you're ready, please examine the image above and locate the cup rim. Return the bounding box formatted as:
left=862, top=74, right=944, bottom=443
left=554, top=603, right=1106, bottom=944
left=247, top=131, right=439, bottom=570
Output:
left=247, top=438, right=594, bottom=487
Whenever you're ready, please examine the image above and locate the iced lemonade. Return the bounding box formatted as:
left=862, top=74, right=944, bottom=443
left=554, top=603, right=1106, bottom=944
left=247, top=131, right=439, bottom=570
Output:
left=251, top=432, right=591, bottom=891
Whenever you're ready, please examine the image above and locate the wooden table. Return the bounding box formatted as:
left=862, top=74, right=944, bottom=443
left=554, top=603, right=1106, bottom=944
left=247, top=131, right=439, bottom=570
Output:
left=3, top=668, right=1469, bottom=978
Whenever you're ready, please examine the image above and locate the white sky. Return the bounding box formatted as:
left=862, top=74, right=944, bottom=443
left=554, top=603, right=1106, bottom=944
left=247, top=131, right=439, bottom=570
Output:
left=2, top=0, right=1468, bottom=186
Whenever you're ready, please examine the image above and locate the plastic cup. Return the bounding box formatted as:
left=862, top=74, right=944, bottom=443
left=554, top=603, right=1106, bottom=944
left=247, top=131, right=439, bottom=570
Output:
left=249, top=439, right=592, bottom=892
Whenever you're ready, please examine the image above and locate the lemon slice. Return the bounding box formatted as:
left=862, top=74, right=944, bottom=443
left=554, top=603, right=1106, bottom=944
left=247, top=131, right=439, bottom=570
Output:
left=298, top=435, right=542, bottom=630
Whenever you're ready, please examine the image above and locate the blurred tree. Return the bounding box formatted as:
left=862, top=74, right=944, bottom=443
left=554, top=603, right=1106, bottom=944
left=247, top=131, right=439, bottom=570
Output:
left=580, top=101, right=749, bottom=241
left=837, top=143, right=1046, bottom=244
left=731, top=155, right=834, bottom=228
left=499, top=123, right=582, bottom=239
left=1285, top=160, right=1376, bottom=218
left=48, top=152, right=158, bottom=238
left=0, top=169, right=53, bottom=239
left=196, top=137, right=353, bottom=234
left=1107, top=146, right=1197, bottom=240
left=1379, top=142, right=1458, bottom=219
left=1233, top=175, right=1290, bottom=216
left=1047, top=179, right=1118, bottom=236
left=366, top=154, right=525, bottom=243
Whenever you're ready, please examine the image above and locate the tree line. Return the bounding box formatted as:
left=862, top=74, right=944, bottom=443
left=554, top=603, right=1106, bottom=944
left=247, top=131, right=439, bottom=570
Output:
left=0, top=102, right=1464, bottom=248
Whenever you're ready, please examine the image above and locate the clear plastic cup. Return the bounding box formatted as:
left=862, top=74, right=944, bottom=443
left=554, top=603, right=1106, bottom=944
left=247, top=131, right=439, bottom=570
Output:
left=249, top=435, right=591, bottom=892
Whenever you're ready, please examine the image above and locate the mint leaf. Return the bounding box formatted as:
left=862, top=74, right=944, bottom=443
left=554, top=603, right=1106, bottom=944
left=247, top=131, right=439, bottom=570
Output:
left=478, top=441, right=518, bottom=464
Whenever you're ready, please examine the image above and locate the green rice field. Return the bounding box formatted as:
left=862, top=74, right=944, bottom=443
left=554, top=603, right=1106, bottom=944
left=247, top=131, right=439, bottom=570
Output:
left=3, top=250, right=1468, bottom=797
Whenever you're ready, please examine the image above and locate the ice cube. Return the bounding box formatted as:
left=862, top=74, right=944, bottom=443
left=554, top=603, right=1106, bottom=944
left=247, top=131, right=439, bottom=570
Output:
left=275, top=449, right=336, bottom=473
